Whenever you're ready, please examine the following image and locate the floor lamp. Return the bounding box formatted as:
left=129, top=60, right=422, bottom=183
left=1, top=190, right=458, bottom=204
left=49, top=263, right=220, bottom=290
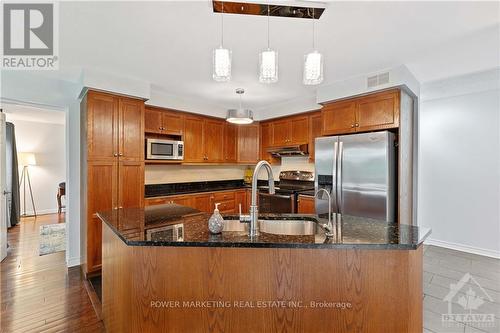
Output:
left=18, top=152, right=37, bottom=218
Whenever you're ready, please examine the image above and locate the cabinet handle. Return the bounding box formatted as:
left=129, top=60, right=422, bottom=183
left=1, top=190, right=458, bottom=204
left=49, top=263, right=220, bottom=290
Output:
left=351, top=124, right=355, bottom=128
left=355, top=123, right=359, bottom=127
left=119, top=152, right=123, bottom=156
left=114, top=153, right=118, bottom=157
left=113, top=207, right=118, bottom=210
left=119, top=206, right=123, bottom=209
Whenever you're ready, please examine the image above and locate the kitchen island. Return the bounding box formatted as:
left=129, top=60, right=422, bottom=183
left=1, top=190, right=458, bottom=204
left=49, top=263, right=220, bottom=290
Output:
left=99, top=204, right=430, bottom=333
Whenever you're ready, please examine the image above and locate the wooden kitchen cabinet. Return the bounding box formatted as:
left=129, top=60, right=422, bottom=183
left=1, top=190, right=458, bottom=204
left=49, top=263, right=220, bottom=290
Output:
left=183, top=116, right=205, bottom=162
left=260, top=123, right=275, bottom=164
left=297, top=195, right=315, bottom=214
left=322, top=89, right=400, bottom=136
left=223, top=123, right=238, bottom=163
left=308, top=111, right=322, bottom=162
left=145, top=107, right=184, bottom=135
left=235, top=190, right=247, bottom=213
left=81, top=90, right=145, bottom=276
left=237, top=124, right=260, bottom=164
left=86, top=92, right=119, bottom=160
left=356, top=90, right=400, bottom=132
left=191, top=193, right=211, bottom=213
left=321, top=100, right=357, bottom=136
left=270, top=115, right=309, bottom=146
left=204, top=119, right=224, bottom=162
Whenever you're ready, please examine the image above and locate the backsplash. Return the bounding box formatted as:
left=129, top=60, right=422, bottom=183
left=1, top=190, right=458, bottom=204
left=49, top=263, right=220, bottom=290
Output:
left=258, top=156, right=315, bottom=181
left=145, top=164, right=247, bottom=184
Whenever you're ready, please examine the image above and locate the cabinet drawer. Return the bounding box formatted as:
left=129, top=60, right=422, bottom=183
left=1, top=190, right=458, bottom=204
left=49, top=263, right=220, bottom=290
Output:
left=217, top=200, right=236, bottom=213
left=145, top=198, right=169, bottom=206
left=213, top=191, right=235, bottom=202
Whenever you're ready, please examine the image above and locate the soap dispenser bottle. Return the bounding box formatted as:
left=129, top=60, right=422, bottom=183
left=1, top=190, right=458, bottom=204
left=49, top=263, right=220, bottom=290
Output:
left=208, top=203, right=224, bottom=234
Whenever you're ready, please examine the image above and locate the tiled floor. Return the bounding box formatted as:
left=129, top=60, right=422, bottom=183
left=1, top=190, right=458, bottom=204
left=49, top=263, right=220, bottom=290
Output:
left=423, top=245, right=500, bottom=333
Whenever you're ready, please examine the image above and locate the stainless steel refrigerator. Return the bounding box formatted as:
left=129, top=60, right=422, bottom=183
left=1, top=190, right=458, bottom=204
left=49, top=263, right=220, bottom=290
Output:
left=315, top=131, right=396, bottom=222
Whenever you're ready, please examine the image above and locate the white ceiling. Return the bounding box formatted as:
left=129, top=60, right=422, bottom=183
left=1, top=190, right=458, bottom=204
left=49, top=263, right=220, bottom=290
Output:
left=3, top=104, right=66, bottom=125
left=54, top=1, right=499, bottom=110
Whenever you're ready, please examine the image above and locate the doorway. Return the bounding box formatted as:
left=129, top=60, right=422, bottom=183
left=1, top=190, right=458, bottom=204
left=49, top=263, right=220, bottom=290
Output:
left=1, top=103, right=66, bottom=260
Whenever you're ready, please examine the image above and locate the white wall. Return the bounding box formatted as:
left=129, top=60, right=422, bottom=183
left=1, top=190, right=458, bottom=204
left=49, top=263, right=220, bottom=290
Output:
left=6, top=118, right=66, bottom=215
left=419, top=69, right=500, bottom=258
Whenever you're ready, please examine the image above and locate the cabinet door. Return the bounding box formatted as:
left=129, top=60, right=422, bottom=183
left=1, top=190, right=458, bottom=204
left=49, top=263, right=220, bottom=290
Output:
left=144, top=107, right=163, bottom=134
left=118, top=161, right=144, bottom=209
left=145, top=197, right=169, bottom=207
left=192, top=193, right=212, bottom=213
left=271, top=119, right=290, bottom=146
left=87, top=91, right=119, bottom=160
left=298, top=195, right=315, bottom=214
left=235, top=190, right=247, bottom=214
left=223, top=123, right=237, bottom=163
left=169, top=195, right=192, bottom=206
left=290, top=116, right=309, bottom=144
left=321, top=100, right=357, bottom=135
left=162, top=110, right=184, bottom=135
left=308, top=112, right=322, bottom=162
left=204, top=119, right=224, bottom=162
left=183, top=116, right=205, bottom=162
left=119, top=98, right=144, bottom=161
left=237, top=124, right=260, bottom=164
left=356, top=90, right=400, bottom=132
left=87, top=160, right=117, bottom=273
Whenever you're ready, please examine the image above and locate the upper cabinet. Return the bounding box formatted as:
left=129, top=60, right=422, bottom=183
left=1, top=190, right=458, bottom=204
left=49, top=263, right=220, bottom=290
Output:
left=322, top=89, right=400, bottom=136
left=145, top=107, right=184, bottom=135
left=269, top=115, right=309, bottom=146
left=86, top=92, right=119, bottom=160
left=183, top=115, right=205, bottom=163
left=223, top=123, right=238, bottom=163
left=237, top=124, right=260, bottom=164
left=204, top=119, right=224, bottom=162
left=308, top=111, right=322, bottom=163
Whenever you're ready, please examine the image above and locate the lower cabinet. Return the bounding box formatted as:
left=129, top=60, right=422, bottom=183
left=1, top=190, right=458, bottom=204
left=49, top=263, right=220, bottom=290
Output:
left=145, top=189, right=248, bottom=214
left=297, top=195, right=315, bottom=214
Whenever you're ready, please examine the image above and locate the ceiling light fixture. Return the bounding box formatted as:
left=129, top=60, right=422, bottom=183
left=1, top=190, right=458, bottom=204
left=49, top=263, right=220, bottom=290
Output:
left=303, top=8, right=323, bottom=85
left=226, top=88, right=254, bottom=124
left=259, top=5, right=278, bottom=83
left=213, top=1, right=232, bottom=82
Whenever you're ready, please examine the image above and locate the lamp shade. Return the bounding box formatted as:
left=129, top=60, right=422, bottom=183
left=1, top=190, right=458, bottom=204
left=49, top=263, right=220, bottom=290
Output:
left=18, top=152, right=37, bottom=166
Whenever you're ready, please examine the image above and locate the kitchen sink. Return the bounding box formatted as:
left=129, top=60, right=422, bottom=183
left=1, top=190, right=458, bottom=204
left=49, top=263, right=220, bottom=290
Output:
left=223, top=219, right=317, bottom=236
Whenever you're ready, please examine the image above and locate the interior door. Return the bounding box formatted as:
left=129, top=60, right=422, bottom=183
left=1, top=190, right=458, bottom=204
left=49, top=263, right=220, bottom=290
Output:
left=338, top=131, right=395, bottom=221
left=0, top=112, right=7, bottom=262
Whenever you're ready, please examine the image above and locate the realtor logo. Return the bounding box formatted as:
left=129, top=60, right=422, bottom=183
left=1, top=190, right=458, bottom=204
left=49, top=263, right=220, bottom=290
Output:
left=442, top=273, right=496, bottom=329
left=2, top=2, right=58, bottom=69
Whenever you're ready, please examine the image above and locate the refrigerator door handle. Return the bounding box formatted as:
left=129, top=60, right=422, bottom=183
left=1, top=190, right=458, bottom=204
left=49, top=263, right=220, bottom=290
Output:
left=332, top=141, right=338, bottom=213
left=337, top=141, right=344, bottom=214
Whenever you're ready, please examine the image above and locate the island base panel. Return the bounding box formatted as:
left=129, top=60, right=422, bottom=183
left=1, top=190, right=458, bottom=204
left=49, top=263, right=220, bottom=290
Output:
left=102, top=223, right=422, bottom=333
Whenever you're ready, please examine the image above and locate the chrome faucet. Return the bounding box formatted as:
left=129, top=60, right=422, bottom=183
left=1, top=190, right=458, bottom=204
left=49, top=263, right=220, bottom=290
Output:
left=240, top=160, right=275, bottom=237
left=314, top=189, right=334, bottom=238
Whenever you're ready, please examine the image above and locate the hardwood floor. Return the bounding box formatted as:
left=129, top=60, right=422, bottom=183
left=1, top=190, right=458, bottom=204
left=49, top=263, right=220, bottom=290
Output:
left=1, top=214, right=104, bottom=333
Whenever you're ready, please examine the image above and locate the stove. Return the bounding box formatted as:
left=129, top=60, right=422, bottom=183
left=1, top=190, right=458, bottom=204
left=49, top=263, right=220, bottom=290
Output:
left=258, top=171, right=314, bottom=214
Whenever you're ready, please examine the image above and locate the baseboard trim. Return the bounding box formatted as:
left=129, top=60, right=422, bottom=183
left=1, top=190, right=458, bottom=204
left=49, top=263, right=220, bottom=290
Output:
left=425, top=238, right=500, bottom=259
left=22, top=208, right=60, bottom=216
left=66, top=256, right=81, bottom=267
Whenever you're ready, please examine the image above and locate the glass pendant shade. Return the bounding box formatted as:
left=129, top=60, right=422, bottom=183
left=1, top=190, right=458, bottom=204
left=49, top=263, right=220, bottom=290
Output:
left=303, top=51, right=323, bottom=85
left=259, top=49, right=278, bottom=83
left=213, top=47, right=232, bottom=82
left=226, top=109, right=254, bottom=124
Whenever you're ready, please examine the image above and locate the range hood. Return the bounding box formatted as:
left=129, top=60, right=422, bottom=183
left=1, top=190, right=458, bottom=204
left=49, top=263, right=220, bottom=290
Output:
left=267, top=144, right=309, bottom=157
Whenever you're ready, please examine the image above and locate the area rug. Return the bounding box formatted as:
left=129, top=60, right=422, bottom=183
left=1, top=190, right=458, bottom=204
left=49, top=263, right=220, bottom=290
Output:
left=39, top=223, right=66, bottom=256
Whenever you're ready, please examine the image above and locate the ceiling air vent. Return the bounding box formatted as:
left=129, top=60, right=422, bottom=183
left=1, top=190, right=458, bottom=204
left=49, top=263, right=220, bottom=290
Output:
left=367, top=72, right=390, bottom=88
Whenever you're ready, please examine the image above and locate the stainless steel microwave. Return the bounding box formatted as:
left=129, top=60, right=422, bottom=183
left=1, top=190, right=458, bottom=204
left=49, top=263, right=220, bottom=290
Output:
left=146, top=139, right=184, bottom=160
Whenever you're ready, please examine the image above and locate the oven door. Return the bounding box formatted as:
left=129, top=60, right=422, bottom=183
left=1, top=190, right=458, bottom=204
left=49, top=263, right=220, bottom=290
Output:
left=147, top=139, right=178, bottom=160
left=258, top=192, right=295, bottom=214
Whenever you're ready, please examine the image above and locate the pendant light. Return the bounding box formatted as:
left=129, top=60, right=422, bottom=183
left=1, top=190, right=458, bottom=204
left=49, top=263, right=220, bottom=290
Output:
left=303, top=8, right=323, bottom=85
left=226, top=88, right=254, bottom=124
left=259, top=5, right=278, bottom=83
left=213, top=2, right=231, bottom=82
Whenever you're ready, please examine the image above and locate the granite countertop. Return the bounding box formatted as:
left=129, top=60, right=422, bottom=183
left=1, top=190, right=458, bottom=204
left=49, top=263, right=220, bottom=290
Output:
left=98, top=204, right=431, bottom=250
